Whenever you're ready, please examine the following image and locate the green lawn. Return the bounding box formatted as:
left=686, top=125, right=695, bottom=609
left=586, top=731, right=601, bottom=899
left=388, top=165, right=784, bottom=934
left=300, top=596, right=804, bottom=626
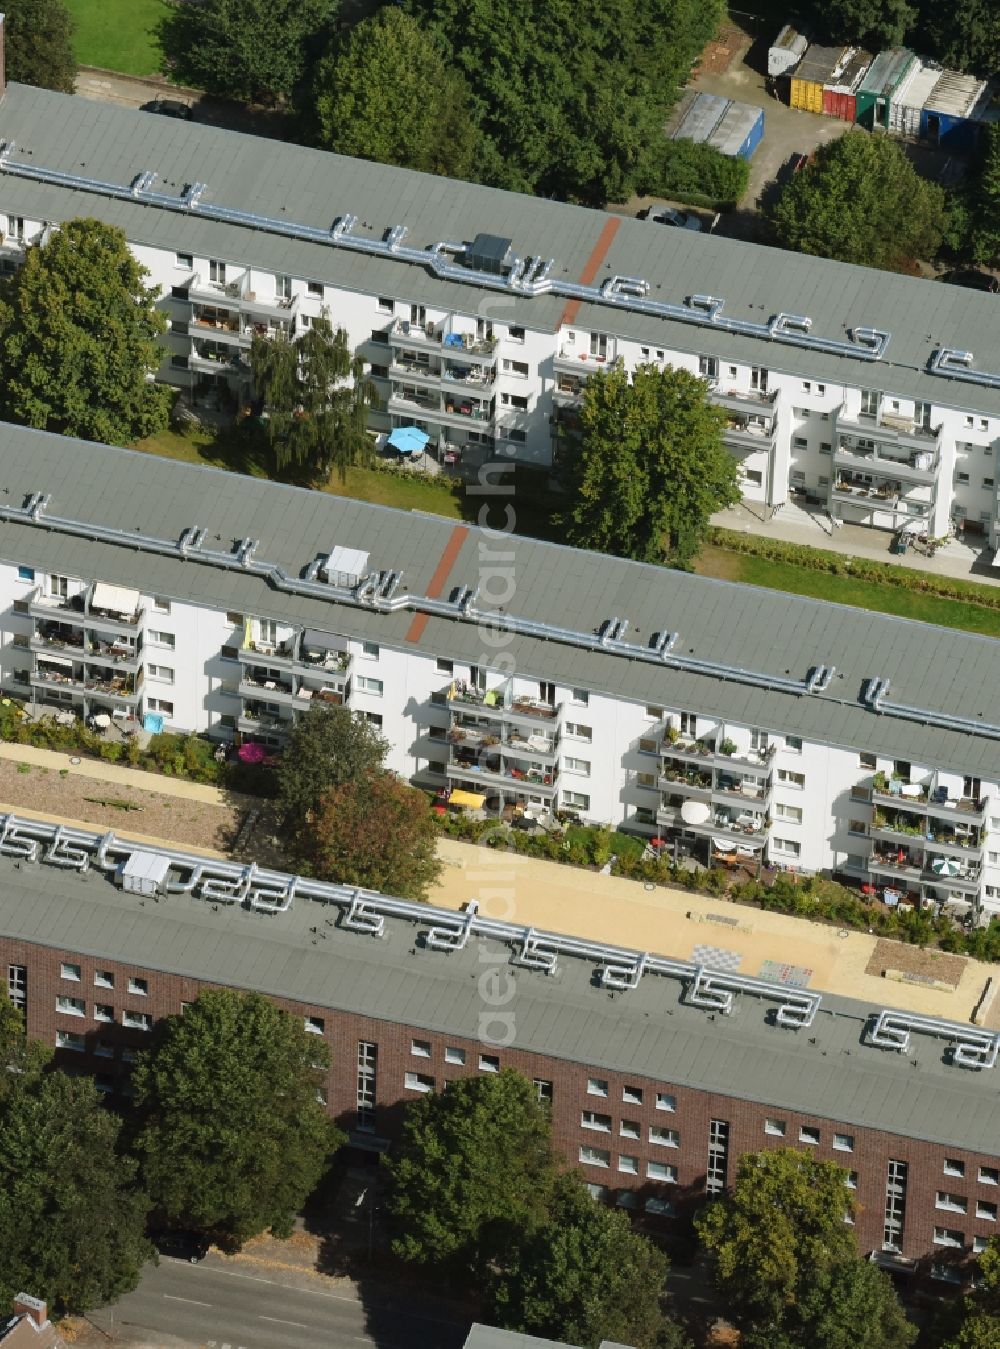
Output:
left=696, top=544, right=1000, bottom=639
left=65, top=0, right=167, bottom=77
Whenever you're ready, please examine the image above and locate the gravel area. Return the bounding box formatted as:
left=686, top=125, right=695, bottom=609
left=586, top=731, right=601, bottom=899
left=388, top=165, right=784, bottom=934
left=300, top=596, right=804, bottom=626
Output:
left=865, top=937, right=966, bottom=987
left=0, top=758, right=245, bottom=852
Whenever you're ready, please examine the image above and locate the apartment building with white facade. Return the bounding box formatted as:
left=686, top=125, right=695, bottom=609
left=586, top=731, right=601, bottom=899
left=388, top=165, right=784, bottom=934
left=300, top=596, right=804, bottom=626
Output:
left=0, top=85, right=998, bottom=542
left=0, top=423, right=996, bottom=917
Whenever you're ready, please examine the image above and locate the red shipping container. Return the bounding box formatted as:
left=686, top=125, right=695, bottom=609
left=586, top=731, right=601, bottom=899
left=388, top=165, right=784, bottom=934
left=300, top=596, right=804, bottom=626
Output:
left=823, top=88, right=857, bottom=120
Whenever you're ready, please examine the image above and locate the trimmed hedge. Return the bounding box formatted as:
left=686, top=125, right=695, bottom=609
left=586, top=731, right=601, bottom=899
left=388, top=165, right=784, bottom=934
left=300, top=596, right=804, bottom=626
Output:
left=709, top=527, right=1000, bottom=611
left=647, top=139, right=750, bottom=211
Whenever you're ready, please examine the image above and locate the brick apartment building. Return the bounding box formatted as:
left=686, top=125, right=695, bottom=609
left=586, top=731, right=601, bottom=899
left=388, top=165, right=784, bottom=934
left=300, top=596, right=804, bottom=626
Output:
left=1, top=813, right=997, bottom=1282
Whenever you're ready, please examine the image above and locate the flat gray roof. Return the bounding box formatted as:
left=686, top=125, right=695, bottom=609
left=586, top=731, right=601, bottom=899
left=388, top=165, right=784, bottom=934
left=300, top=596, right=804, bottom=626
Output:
left=0, top=85, right=999, bottom=415
left=2, top=846, right=998, bottom=1156
left=0, top=423, right=996, bottom=775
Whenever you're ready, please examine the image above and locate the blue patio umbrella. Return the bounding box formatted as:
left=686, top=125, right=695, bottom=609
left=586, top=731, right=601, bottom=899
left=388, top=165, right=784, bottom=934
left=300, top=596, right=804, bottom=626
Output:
left=387, top=425, right=430, bottom=455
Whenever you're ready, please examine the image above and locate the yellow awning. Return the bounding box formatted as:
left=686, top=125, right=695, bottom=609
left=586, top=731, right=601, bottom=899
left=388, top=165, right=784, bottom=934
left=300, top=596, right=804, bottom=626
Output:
left=449, top=789, right=486, bottom=809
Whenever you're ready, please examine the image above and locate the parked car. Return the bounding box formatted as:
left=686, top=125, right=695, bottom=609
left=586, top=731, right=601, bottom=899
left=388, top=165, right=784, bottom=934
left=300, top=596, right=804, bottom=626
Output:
left=638, top=206, right=703, bottom=232
left=152, top=1230, right=210, bottom=1263
left=141, top=99, right=193, bottom=121
left=942, top=269, right=999, bottom=293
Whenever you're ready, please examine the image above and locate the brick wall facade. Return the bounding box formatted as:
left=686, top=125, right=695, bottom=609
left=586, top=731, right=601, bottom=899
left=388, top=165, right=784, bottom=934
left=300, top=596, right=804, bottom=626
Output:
left=4, top=933, right=997, bottom=1272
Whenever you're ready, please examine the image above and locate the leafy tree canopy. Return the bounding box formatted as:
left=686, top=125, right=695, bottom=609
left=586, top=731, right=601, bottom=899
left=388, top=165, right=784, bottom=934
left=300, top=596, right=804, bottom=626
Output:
left=969, top=124, right=1000, bottom=267
left=769, top=131, right=945, bottom=271
left=0, top=1071, right=151, bottom=1313
left=489, top=1172, right=686, bottom=1349
left=0, top=217, right=170, bottom=443
left=401, top=0, right=723, bottom=203
left=559, top=361, right=739, bottom=567
left=940, top=1238, right=1000, bottom=1348
left=133, top=989, right=343, bottom=1246
left=695, top=1148, right=857, bottom=1332
left=250, top=313, right=378, bottom=479
left=819, top=0, right=916, bottom=49
left=160, top=0, right=336, bottom=104
left=742, top=1256, right=915, bottom=1349
left=385, top=1069, right=558, bottom=1274
left=275, top=702, right=388, bottom=830
left=302, top=771, right=443, bottom=898
left=910, top=0, right=1000, bottom=75
left=308, top=9, right=479, bottom=179
left=649, top=137, right=750, bottom=208
left=4, top=0, right=76, bottom=93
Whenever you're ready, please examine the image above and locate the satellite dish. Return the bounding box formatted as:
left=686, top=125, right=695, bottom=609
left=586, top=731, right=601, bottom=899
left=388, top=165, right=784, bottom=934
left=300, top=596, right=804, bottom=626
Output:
left=680, top=800, right=711, bottom=825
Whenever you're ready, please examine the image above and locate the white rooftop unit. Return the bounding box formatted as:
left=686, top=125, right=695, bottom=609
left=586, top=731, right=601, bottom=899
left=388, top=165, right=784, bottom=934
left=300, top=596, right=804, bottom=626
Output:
left=325, top=545, right=369, bottom=586
left=119, top=851, right=171, bottom=896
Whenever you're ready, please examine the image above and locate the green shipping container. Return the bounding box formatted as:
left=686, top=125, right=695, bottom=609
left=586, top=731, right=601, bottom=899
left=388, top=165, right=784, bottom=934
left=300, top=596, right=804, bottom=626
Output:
left=855, top=48, right=917, bottom=129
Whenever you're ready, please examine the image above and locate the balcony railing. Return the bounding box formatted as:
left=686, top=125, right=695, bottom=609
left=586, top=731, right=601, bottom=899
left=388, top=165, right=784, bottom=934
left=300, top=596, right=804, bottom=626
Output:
left=872, top=780, right=987, bottom=820
left=445, top=683, right=561, bottom=723
left=708, top=386, right=779, bottom=416
left=662, top=736, right=776, bottom=771
left=833, top=441, right=939, bottom=484
left=835, top=404, right=940, bottom=446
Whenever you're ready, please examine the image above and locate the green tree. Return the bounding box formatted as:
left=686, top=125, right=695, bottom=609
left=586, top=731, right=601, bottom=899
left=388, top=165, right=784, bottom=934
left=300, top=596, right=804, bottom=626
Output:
left=970, top=125, right=1000, bottom=266
left=159, top=0, right=336, bottom=105
left=308, top=9, right=479, bottom=179
left=490, top=1172, right=686, bottom=1349
left=0, top=218, right=170, bottom=444
left=275, top=702, right=389, bottom=830
left=133, top=989, right=343, bottom=1246
left=385, top=1069, right=558, bottom=1274
left=0, top=991, right=52, bottom=1094
left=916, top=0, right=1000, bottom=74
left=742, top=1257, right=915, bottom=1349
left=940, top=1239, right=1000, bottom=1349
left=559, top=362, right=739, bottom=568
left=403, top=0, right=723, bottom=204
left=649, top=137, right=749, bottom=207
left=250, top=314, right=378, bottom=480
left=769, top=132, right=945, bottom=272
left=299, top=771, right=442, bottom=898
left=0, top=1071, right=151, bottom=1313
left=821, top=0, right=916, bottom=48
left=4, top=0, right=76, bottom=92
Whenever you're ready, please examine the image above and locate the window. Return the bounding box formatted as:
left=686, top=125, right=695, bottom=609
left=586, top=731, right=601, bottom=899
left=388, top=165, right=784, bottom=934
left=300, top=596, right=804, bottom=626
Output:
left=147, top=630, right=175, bottom=650
left=357, top=1040, right=377, bottom=1132
left=937, top=1193, right=969, bottom=1214
left=699, top=355, right=719, bottom=379
left=933, top=1228, right=965, bottom=1248
left=94, top=1004, right=114, bottom=1023
left=565, top=722, right=592, bottom=742
left=56, top=1030, right=84, bottom=1052
left=147, top=664, right=174, bottom=684
left=209, top=259, right=226, bottom=284
left=765, top=1118, right=786, bottom=1136
left=582, top=1111, right=611, bottom=1132
left=95, top=1038, right=114, bottom=1059
left=587, top=1183, right=609, bottom=1202
left=846, top=1171, right=858, bottom=1190
left=793, top=436, right=807, bottom=449
left=7, top=965, right=26, bottom=1013
left=772, top=838, right=801, bottom=858
left=636, top=772, right=657, bottom=789
left=509, top=325, right=525, bottom=343
left=56, top=996, right=84, bottom=1016
left=985, top=479, right=995, bottom=490
left=479, top=1053, right=500, bottom=1073
left=656, top=1092, right=676, bottom=1112
left=579, top=1146, right=610, bottom=1168
left=505, top=428, right=527, bottom=444
left=500, top=392, right=528, bottom=410
left=503, top=359, right=529, bottom=378
left=957, top=471, right=970, bottom=485
left=645, top=1196, right=675, bottom=1217
left=305, top=1016, right=325, bottom=1035
left=445, top=1046, right=465, bottom=1065
left=979, top=1168, right=999, bottom=1186
left=622, top=1084, right=643, bottom=1105
left=534, top=1079, right=553, bottom=1105
left=16, top=565, right=34, bottom=582
left=175, top=252, right=193, bottom=269
left=356, top=676, right=383, bottom=696
left=94, top=970, right=114, bottom=989
left=123, top=1011, right=152, bottom=1030
left=707, top=1119, right=730, bottom=1195
left=799, top=1126, right=820, bottom=1145
left=778, top=769, right=805, bottom=788
left=564, top=757, right=590, bottom=776
left=860, top=752, right=877, bottom=770
left=152, top=597, right=171, bottom=614
left=775, top=803, right=803, bottom=824
left=618, top=1155, right=639, bottom=1174
left=562, top=791, right=590, bottom=811
left=974, top=1237, right=991, bottom=1253
left=647, top=1162, right=677, bottom=1182
left=977, top=1201, right=997, bottom=1220
left=833, top=1133, right=854, bottom=1152
left=377, top=296, right=394, bottom=313
left=128, top=977, right=148, bottom=996
left=785, top=735, right=803, bottom=753
left=60, top=962, right=81, bottom=982
left=121, top=1047, right=138, bottom=1064
left=587, top=1077, right=608, bottom=1097
left=945, top=1159, right=966, bottom=1178
left=404, top=1071, right=435, bottom=1093
left=147, top=698, right=174, bottom=717
left=646, top=705, right=664, bottom=720
left=848, top=818, right=868, bottom=836
left=884, top=1159, right=908, bottom=1252
left=436, top=658, right=454, bottom=674
left=620, top=1120, right=640, bottom=1139
left=361, top=641, right=380, bottom=660
left=571, top=688, right=589, bottom=706
left=307, top=281, right=323, bottom=297
left=650, top=1126, right=679, bottom=1148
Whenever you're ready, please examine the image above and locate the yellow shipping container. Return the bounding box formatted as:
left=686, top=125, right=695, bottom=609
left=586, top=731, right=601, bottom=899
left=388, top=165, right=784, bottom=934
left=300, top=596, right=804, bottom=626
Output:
left=789, top=78, right=824, bottom=113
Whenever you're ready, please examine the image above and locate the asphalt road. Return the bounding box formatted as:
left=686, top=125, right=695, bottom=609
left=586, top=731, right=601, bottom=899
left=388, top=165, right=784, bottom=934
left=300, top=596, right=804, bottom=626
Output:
left=87, top=1255, right=470, bottom=1349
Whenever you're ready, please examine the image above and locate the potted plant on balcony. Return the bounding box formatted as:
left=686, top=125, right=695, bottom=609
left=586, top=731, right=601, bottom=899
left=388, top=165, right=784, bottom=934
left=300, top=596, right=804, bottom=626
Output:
left=873, top=770, right=888, bottom=792
left=719, top=738, right=737, bottom=757
left=665, top=724, right=680, bottom=745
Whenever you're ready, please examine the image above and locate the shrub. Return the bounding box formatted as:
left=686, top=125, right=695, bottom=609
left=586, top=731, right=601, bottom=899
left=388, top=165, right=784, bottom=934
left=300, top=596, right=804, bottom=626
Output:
left=648, top=138, right=750, bottom=209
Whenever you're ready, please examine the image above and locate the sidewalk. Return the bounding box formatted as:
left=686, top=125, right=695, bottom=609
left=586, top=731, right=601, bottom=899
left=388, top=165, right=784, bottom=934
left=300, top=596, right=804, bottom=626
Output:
left=431, top=838, right=993, bottom=1024
left=711, top=499, right=998, bottom=586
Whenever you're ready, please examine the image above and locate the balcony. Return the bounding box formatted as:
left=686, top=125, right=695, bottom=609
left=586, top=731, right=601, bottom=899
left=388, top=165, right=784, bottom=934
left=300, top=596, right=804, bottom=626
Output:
left=662, top=735, right=776, bottom=773
left=712, top=771, right=772, bottom=807
left=872, top=777, right=987, bottom=820
left=553, top=375, right=584, bottom=407
left=84, top=641, right=141, bottom=673
left=660, top=804, right=768, bottom=846
left=446, top=750, right=557, bottom=794
left=869, top=850, right=923, bottom=882
left=238, top=707, right=291, bottom=735
left=833, top=439, right=939, bottom=484
left=659, top=762, right=713, bottom=797
left=444, top=682, right=561, bottom=725
left=835, top=404, right=940, bottom=447
left=29, top=627, right=84, bottom=658
left=504, top=729, right=559, bottom=761
left=723, top=418, right=776, bottom=453
left=388, top=320, right=497, bottom=363
left=553, top=348, right=611, bottom=378
left=190, top=346, right=248, bottom=376
left=829, top=476, right=931, bottom=517
left=388, top=359, right=443, bottom=388
left=921, top=859, right=981, bottom=892
left=189, top=311, right=252, bottom=349
left=187, top=273, right=244, bottom=308
left=238, top=672, right=294, bottom=699
left=30, top=666, right=141, bottom=702
left=27, top=589, right=86, bottom=623
left=709, top=386, right=779, bottom=417
left=441, top=362, right=497, bottom=392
